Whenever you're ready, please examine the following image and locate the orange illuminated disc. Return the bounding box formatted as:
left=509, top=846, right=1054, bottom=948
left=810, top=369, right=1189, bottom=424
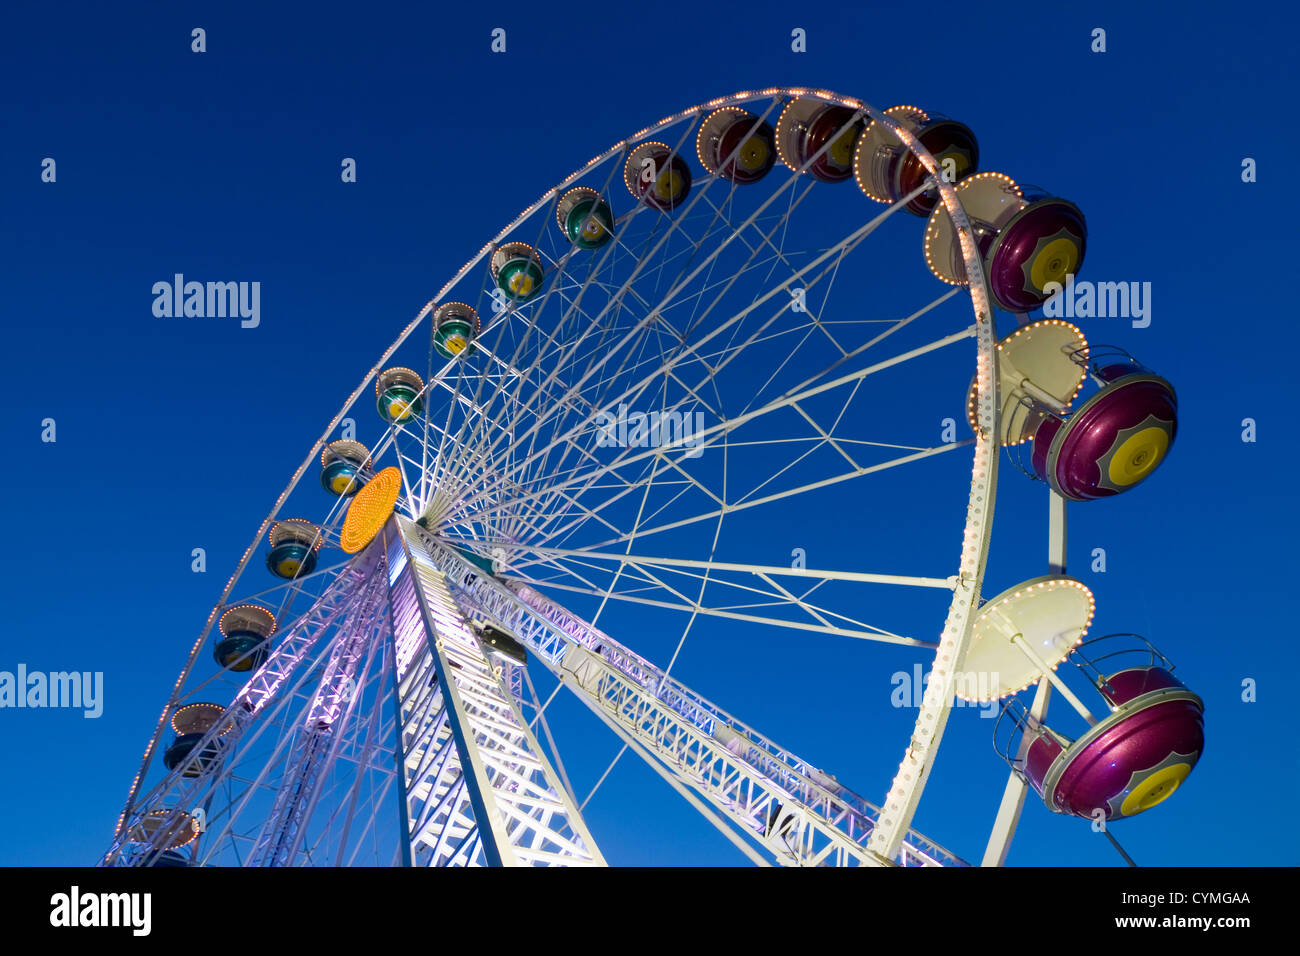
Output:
left=340, top=466, right=401, bottom=553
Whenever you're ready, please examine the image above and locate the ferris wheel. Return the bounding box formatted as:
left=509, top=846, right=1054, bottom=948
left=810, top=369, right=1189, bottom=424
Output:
left=102, top=87, right=1200, bottom=868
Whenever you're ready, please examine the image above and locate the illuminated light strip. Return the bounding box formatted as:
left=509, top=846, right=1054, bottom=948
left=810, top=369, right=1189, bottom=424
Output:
left=859, top=100, right=999, bottom=864
left=922, top=172, right=1022, bottom=286
left=245, top=562, right=393, bottom=866
left=268, top=518, right=324, bottom=550
left=695, top=106, right=751, bottom=173
left=855, top=105, right=930, bottom=204
left=321, top=439, right=373, bottom=470
left=375, top=366, right=425, bottom=397
left=233, top=563, right=377, bottom=717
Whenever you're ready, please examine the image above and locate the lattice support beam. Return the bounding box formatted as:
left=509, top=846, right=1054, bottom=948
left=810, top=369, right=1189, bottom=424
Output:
left=418, top=525, right=964, bottom=867
left=392, top=519, right=605, bottom=867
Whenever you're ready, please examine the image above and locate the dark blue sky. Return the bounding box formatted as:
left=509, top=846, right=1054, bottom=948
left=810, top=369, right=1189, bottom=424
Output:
left=1, top=1, right=1296, bottom=866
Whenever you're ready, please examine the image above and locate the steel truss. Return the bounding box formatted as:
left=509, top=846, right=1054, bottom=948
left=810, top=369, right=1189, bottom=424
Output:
left=390, top=523, right=604, bottom=866
left=414, top=520, right=964, bottom=867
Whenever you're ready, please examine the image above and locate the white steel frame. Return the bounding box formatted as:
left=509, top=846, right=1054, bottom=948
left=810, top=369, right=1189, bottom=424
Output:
left=107, top=88, right=1011, bottom=868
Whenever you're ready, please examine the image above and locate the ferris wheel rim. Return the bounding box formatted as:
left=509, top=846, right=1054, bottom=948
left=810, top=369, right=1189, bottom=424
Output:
left=110, top=87, right=1001, bottom=867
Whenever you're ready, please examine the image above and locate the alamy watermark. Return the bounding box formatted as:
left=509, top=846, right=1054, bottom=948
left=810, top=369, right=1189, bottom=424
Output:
left=1042, top=274, right=1151, bottom=328
left=0, top=664, right=103, bottom=718
left=50, top=886, right=150, bottom=936
left=152, top=274, right=260, bottom=328
left=593, top=403, right=708, bottom=458
left=891, top=664, right=999, bottom=718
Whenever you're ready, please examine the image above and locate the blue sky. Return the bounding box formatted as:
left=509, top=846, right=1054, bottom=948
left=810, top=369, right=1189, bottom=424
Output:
left=0, top=0, right=1296, bottom=866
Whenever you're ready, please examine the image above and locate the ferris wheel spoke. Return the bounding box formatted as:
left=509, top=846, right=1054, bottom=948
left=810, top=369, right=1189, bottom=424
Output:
left=522, top=556, right=920, bottom=647
left=663, top=188, right=941, bottom=423
left=668, top=179, right=917, bottom=362
left=451, top=210, right=933, bottom=522
left=184, top=571, right=393, bottom=862
left=297, top=629, right=397, bottom=863
left=526, top=559, right=908, bottom=641
left=448, top=329, right=974, bottom=545
left=754, top=573, right=845, bottom=632
left=132, top=662, right=323, bottom=865
left=446, top=439, right=639, bottom=548
left=794, top=395, right=867, bottom=469
left=691, top=187, right=852, bottom=361
left=469, top=306, right=667, bottom=492
left=587, top=431, right=685, bottom=629
left=441, top=244, right=790, bottom=515
left=437, top=335, right=554, bottom=489
left=730, top=405, right=867, bottom=506
left=582, top=440, right=974, bottom=550
left=520, top=430, right=953, bottom=561
left=441, top=119, right=725, bottom=478
left=433, top=258, right=595, bottom=478
left=390, top=438, right=422, bottom=505
left=502, top=573, right=930, bottom=647
left=749, top=286, right=966, bottom=420
left=423, top=534, right=965, bottom=865
left=198, top=653, right=350, bottom=858
left=450, top=376, right=809, bottom=542
left=339, top=771, right=403, bottom=866
left=441, top=354, right=676, bottom=537
left=638, top=100, right=786, bottom=305
left=519, top=431, right=725, bottom=550
left=475, top=542, right=955, bottom=591
left=450, top=174, right=841, bottom=493
left=510, top=563, right=917, bottom=648
left=310, top=756, right=398, bottom=868
left=728, top=255, right=900, bottom=417
left=513, top=364, right=687, bottom=514
left=481, top=343, right=592, bottom=429
left=425, top=362, right=489, bottom=505
left=469, top=291, right=600, bottom=434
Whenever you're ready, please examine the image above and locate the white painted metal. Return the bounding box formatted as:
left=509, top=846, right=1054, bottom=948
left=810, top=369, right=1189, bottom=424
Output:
left=1011, top=634, right=1098, bottom=725
left=392, top=521, right=605, bottom=866
left=420, top=525, right=965, bottom=867
left=981, top=677, right=1051, bottom=867
left=106, top=522, right=604, bottom=868
left=861, top=101, right=998, bottom=864
left=104, top=553, right=398, bottom=866
left=980, top=491, right=1069, bottom=866
left=246, top=551, right=391, bottom=866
